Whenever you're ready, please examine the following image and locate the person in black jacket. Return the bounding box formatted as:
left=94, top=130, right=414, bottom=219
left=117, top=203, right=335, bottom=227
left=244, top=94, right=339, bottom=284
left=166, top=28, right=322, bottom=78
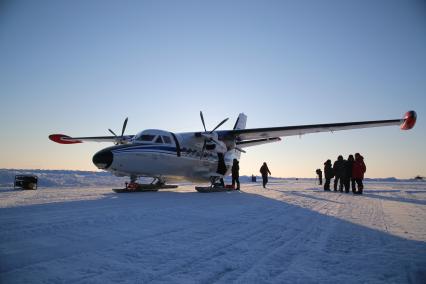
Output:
left=323, top=159, right=334, bottom=191
left=260, top=162, right=271, bottom=188
left=231, top=159, right=240, bottom=190
left=333, top=155, right=346, bottom=192
left=343, top=154, right=354, bottom=193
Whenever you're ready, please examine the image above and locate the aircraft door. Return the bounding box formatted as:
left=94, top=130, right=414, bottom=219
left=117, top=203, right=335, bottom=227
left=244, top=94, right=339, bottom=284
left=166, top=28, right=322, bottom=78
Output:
left=216, top=153, right=227, bottom=175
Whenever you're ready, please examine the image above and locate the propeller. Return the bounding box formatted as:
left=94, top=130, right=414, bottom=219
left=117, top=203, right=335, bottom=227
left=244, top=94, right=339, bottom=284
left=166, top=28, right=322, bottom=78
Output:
left=109, top=117, right=128, bottom=145
left=199, top=111, right=229, bottom=159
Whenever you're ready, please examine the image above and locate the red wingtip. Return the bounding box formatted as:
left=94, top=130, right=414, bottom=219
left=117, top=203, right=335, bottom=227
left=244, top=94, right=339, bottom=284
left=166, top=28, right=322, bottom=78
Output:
left=49, top=134, right=82, bottom=144
left=400, top=111, right=417, bottom=130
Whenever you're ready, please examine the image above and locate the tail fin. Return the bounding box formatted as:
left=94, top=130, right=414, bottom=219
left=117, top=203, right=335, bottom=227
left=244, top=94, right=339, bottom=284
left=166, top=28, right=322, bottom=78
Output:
left=233, top=113, right=247, bottom=130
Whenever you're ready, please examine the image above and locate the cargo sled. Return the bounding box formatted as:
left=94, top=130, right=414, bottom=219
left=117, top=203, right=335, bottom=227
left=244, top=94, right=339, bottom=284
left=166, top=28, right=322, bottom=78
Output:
left=195, top=184, right=237, bottom=193
left=14, top=175, right=38, bottom=190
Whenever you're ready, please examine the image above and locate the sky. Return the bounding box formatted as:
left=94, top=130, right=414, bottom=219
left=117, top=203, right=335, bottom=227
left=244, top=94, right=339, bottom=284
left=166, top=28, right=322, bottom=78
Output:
left=0, top=0, right=425, bottom=178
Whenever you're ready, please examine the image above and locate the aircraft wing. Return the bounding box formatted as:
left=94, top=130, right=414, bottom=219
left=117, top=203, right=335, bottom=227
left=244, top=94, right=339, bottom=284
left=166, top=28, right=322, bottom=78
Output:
left=49, top=134, right=134, bottom=144
left=221, top=110, right=417, bottom=145
left=236, top=137, right=282, bottom=148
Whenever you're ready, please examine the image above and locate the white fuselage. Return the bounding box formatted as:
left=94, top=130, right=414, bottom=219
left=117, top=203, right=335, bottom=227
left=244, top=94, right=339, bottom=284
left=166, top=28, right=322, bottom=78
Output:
left=92, top=129, right=240, bottom=182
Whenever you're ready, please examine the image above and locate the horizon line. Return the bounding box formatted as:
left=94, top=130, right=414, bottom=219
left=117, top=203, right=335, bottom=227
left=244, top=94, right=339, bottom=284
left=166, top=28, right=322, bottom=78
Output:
left=1, top=168, right=424, bottom=180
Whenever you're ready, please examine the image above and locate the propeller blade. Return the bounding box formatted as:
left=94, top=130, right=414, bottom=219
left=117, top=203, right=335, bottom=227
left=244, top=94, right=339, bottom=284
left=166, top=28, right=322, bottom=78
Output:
left=107, top=117, right=129, bottom=145
left=211, top=118, right=229, bottom=133
left=108, top=129, right=118, bottom=137
left=121, top=117, right=128, bottom=137
left=200, top=111, right=207, bottom=132
left=200, top=141, right=206, bottom=160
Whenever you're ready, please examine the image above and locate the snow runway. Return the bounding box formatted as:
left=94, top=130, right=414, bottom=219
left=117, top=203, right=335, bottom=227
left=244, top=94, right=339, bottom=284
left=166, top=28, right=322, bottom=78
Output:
left=1, top=181, right=425, bottom=283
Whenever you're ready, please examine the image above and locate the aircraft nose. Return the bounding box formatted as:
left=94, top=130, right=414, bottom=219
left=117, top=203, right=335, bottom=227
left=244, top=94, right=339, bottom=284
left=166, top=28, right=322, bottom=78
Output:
left=92, top=149, right=113, bottom=169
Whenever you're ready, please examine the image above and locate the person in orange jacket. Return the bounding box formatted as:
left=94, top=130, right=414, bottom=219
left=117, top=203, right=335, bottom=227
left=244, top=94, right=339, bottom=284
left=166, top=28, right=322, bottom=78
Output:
left=352, top=153, right=366, bottom=194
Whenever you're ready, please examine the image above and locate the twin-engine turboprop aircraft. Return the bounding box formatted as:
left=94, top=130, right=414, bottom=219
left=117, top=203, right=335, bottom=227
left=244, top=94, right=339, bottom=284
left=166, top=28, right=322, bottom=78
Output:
left=49, top=111, right=417, bottom=187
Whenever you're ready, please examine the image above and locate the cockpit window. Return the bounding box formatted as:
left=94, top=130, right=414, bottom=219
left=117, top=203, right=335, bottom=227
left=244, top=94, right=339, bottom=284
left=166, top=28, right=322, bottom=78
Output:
left=162, top=136, right=172, bottom=144
left=137, top=135, right=155, bottom=141
left=155, top=136, right=163, bottom=144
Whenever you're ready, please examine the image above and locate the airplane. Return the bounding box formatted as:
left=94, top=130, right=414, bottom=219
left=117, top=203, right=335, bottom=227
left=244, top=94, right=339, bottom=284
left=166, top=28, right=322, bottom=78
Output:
left=49, top=110, right=417, bottom=189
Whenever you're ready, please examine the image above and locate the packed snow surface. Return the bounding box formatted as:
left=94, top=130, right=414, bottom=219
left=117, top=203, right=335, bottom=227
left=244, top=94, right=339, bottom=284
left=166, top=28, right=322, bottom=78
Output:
left=1, top=180, right=425, bottom=283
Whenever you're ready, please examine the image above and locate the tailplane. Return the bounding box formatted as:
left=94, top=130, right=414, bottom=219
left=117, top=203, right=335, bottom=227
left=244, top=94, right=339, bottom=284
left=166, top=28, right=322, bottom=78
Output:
left=233, top=113, right=247, bottom=130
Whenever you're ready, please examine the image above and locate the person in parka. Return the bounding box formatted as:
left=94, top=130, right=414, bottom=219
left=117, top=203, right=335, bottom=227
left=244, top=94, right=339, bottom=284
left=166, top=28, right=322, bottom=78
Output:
left=231, top=159, right=240, bottom=190
left=352, top=153, right=366, bottom=194
left=323, top=159, right=334, bottom=191
left=342, top=154, right=354, bottom=193
left=260, top=162, right=271, bottom=188
left=333, top=155, right=346, bottom=192
left=316, top=168, right=323, bottom=185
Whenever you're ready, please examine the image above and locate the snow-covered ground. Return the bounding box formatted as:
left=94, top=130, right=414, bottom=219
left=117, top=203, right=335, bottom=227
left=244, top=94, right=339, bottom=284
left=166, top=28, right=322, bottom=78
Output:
left=1, top=180, right=425, bottom=283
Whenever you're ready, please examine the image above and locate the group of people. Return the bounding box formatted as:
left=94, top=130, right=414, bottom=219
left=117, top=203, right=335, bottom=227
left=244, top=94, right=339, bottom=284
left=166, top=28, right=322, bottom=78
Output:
left=233, top=154, right=366, bottom=193
left=316, top=153, right=366, bottom=194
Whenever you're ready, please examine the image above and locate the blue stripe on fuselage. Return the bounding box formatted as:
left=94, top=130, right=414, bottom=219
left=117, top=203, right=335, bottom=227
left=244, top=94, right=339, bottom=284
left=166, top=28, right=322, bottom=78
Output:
left=113, top=145, right=177, bottom=154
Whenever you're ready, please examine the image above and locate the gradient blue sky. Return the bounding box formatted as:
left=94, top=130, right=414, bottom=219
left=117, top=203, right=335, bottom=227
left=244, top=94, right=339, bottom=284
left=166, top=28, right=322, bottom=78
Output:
left=1, top=0, right=425, bottom=178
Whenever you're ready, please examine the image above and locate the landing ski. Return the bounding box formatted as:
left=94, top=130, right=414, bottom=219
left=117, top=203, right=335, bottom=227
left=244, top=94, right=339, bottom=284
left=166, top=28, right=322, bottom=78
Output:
left=113, top=184, right=178, bottom=193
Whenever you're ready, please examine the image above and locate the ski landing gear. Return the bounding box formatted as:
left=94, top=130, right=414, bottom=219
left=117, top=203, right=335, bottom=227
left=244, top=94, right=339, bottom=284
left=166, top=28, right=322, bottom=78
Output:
left=112, top=176, right=178, bottom=193
left=195, top=176, right=236, bottom=193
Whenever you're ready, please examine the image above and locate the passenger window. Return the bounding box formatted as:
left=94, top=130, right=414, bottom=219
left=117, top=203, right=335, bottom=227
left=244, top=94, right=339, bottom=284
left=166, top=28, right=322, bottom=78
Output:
left=155, top=136, right=163, bottom=144
left=162, top=136, right=172, bottom=144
